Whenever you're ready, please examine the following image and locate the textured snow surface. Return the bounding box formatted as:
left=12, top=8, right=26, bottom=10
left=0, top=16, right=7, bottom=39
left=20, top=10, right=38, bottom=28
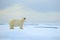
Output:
left=0, top=24, right=60, bottom=40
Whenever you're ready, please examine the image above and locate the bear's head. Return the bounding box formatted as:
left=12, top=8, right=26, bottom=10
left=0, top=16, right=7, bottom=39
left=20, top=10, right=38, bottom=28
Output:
left=24, top=17, right=26, bottom=20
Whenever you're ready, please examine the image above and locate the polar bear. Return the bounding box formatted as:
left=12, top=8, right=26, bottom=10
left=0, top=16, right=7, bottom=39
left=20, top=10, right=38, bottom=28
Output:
left=9, top=17, right=26, bottom=29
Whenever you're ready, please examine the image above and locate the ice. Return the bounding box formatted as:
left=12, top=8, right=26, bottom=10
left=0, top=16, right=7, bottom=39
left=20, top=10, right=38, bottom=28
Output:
left=0, top=24, right=60, bottom=40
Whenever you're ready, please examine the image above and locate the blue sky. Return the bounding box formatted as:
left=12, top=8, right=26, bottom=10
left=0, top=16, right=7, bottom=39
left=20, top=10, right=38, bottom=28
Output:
left=0, top=0, right=60, bottom=12
left=0, top=0, right=60, bottom=24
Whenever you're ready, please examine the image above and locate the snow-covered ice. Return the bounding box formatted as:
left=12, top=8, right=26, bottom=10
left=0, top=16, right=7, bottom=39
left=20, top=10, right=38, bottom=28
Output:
left=0, top=23, right=60, bottom=40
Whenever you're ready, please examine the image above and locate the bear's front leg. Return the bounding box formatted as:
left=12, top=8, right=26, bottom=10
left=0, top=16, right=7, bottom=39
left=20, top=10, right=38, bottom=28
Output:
left=20, top=24, right=23, bottom=29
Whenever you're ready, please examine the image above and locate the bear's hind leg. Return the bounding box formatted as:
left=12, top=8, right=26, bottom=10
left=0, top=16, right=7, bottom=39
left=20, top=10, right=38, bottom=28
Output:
left=10, top=25, right=14, bottom=29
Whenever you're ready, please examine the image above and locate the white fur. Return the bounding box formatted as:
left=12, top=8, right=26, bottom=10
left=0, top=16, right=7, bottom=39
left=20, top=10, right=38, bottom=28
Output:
left=9, top=18, right=26, bottom=29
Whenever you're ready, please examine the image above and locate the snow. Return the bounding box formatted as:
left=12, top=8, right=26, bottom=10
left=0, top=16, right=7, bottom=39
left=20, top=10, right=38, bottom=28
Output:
left=0, top=24, right=60, bottom=40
